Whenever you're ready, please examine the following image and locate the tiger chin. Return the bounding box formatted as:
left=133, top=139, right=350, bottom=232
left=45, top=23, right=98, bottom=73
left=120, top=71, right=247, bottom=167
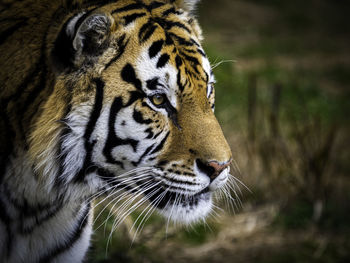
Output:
left=0, top=0, right=232, bottom=262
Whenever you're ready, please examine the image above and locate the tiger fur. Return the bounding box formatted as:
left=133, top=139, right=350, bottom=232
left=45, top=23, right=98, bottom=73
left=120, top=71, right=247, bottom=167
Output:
left=0, top=0, right=232, bottom=262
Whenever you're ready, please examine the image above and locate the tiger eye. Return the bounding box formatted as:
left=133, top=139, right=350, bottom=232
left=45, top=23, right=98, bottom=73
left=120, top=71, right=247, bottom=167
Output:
left=151, top=94, right=165, bottom=106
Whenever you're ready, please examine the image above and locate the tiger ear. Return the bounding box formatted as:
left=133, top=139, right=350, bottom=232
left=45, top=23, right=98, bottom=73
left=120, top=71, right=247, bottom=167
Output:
left=70, top=13, right=113, bottom=55
left=172, top=0, right=200, bottom=14
left=52, top=12, right=114, bottom=71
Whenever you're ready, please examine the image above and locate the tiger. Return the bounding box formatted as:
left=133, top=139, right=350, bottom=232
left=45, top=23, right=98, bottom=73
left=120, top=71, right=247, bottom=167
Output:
left=0, top=0, right=233, bottom=262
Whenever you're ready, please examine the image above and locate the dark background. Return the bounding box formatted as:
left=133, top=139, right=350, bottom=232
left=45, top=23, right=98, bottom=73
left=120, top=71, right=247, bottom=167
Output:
left=90, top=1, right=350, bottom=262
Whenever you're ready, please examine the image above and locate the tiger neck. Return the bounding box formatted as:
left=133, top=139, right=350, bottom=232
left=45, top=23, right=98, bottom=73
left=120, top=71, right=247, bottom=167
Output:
left=0, top=151, right=93, bottom=261
left=1, top=149, right=92, bottom=210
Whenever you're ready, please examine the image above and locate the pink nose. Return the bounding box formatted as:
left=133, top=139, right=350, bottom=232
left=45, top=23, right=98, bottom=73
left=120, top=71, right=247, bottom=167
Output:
left=196, top=159, right=232, bottom=182
left=207, top=160, right=231, bottom=180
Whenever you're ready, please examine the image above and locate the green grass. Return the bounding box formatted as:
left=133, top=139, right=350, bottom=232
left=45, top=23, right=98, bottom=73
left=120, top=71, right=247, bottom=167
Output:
left=205, top=45, right=349, bottom=127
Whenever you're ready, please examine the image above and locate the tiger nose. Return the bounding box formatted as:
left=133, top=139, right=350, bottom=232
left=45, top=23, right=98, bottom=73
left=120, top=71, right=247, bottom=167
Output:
left=196, top=159, right=232, bottom=181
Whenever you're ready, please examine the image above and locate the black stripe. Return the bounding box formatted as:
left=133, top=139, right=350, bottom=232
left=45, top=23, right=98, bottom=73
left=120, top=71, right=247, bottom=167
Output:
left=148, top=40, right=164, bottom=58
left=113, top=1, right=164, bottom=13
left=153, top=130, right=162, bottom=139
left=0, top=19, right=27, bottom=46
left=168, top=32, right=193, bottom=46
left=156, top=53, right=170, bottom=68
left=139, top=21, right=157, bottom=43
left=180, top=52, right=200, bottom=65
left=38, top=203, right=90, bottom=263
left=191, top=38, right=200, bottom=47
left=147, top=1, right=165, bottom=10
left=122, top=12, right=146, bottom=25
left=103, top=96, right=139, bottom=166
left=83, top=79, right=104, bottom=141
left=165, top=21, right=191, bottom=34
left=75, top=78, right=104, bottom=182
left=112, top=3, right=144, bottom=14
left=183, top=48, right=197, bottom=54
left=131, top=144, right=154, bottom=166
left=149, top=132, right=170, bottom=155
left=165, top=32, right=174, bottom=45
left=157, top=160, right=168, bottom=166
left=204, top=71, right=209, bottom=83
left=153, top=17, right=191, bottom=34
left=163, top=176, right=197, bottom=186
left=20, top=201, right=63, bottom=234
left=197, top=48, right=206, bottom=57
left=126, top=90, right=145, bottom=106
left=179, top=51, right=200, bottom=74
left=145, top=127, right=154, bottom=139
left=175, top=55, right=185, bottom=92
left=121, top=63, right=143, bottom=91
left=133, top=108, right=152, bottom=124
left=146, top=77, right=159, bottom=90
left=149, top=188, right=207, bottom=209
left=2, top=183, right=50, bottom=214
left=162, top=7, right=182, bottom=17
left=165, top=103, right=180, bottom=129
left=1, top=183, right=65, bottom=235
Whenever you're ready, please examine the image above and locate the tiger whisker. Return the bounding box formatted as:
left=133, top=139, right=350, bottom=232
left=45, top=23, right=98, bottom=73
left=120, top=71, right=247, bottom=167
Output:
left=131, top=186, right=170, bottom=243
left=92, top=178, right=146, bottom=217
left=91, top=171, right=153, bottom=203
left=128, top=188, right=167, bottom=244
left=94, top=179, right=153, bottom=229
left=97, top=166, right=154, bottom=180
left=85, top=170, right=152, bottom=203
left=105, top=182, right=161, bottom=252
left=223, top=186, right=241, bottom=212
left=90, top=172, right=152, bottom=205
left=226, top=177, right=244, bottom=207
left=105, top=182, right=158, bottom=235
left=229, top=171, right=251, bottom=193
left=110, top=181, right=160, bottom=231
left=165, top=192, right=178, bottom=236
left=211, top=59, right=236, bottom=69
left=95, top=190, right=133, bottom=231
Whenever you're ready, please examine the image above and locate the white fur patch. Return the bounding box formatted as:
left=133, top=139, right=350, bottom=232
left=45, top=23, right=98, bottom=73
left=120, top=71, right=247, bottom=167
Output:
left=159, top=193, right=212, bottom=225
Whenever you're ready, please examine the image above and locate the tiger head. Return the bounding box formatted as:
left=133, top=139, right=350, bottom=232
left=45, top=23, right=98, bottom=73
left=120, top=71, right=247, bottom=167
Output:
left=30, top=0, right=232, bottom=224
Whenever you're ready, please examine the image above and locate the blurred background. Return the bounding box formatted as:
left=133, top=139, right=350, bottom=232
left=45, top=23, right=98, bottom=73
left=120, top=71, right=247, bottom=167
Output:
left=90, top=0, right=350, bottom=262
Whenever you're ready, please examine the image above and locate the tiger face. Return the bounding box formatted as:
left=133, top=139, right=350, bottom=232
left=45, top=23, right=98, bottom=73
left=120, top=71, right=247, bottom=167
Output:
left=31, top=0, right=232, bottom=224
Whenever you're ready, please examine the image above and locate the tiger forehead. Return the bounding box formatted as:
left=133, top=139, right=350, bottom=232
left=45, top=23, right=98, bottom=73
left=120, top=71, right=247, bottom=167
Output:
left=104, top=0, right=210, bottom=87
left=109, top=0, right=186, bottom=21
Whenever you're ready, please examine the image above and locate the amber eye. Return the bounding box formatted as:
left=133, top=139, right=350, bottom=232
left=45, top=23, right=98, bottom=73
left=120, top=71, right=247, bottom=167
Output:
left=151, top=93, right=165, bottom=106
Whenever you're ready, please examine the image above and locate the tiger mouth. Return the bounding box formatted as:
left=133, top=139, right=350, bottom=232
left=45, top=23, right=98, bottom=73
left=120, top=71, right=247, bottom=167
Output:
left=146, top=186, right=211, bottom=209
